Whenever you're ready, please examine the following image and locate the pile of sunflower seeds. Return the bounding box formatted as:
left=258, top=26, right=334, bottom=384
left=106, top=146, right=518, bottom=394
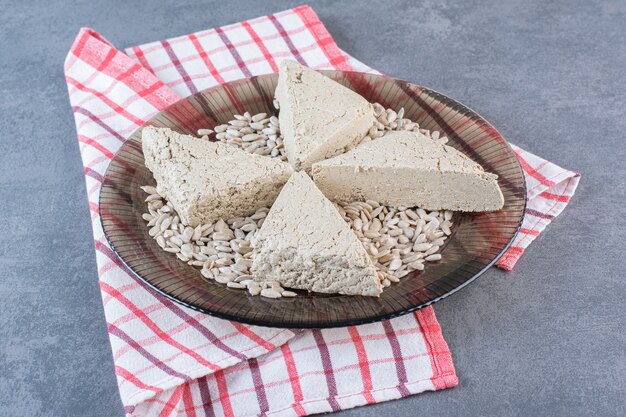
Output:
left=199, top=103, right=448, bottom=160
left=197, top=112, right=287, bottom=162
left=336, top=201, right=452, bottom=287
left=143, top=103, right=454, bottom=298
left=365, top=102, right=449, bottom=145
left=141, top=187, right=295, bottom=298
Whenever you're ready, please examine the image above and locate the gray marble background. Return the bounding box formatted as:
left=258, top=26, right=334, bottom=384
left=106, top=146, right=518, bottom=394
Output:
left=0, top=0, right=624, bottom=416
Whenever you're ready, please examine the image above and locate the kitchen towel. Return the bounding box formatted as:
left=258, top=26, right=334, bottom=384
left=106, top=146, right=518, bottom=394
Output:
left=64, top=5, right=580, bottom=417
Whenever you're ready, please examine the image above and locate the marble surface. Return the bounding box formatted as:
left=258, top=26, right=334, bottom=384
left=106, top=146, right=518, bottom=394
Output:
left=0, top=0, right=624, bottom=416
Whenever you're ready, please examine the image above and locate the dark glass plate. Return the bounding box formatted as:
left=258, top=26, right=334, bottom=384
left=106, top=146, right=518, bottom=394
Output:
left=100, top=71, right=526, bottom=328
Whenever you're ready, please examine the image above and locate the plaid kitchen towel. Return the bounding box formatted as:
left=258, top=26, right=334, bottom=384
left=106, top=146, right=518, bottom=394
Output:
left=64, top=5, right=579, bottom=417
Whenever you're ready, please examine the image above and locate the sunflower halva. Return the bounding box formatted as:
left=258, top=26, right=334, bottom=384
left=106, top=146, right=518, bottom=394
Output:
left=274, top=60, right=374, bottom=171
left=142, top=126, right=292, bottom=226
left=311, top=130, right=504, bottom=212
left=251, top=172, right=382, bottom=297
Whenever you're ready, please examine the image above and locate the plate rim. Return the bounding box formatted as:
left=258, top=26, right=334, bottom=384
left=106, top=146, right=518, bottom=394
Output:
left=99, top=70, right=527, bottom=329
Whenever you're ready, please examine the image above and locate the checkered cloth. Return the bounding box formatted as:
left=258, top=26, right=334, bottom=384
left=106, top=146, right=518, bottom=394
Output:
left=64, top=5, right=579, bottom=417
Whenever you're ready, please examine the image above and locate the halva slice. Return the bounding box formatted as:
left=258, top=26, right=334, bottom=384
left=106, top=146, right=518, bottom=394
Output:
left=142, top=126, right=292, bottom=226
left=251, top=172, right=382, bottom=297
left=311, top=130, right=504, bottom=212
left=274, top=60, right=374, bottom=171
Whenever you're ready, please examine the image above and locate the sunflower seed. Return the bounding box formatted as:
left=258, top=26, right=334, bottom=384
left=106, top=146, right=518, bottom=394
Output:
left=233, top=274, right=252, bottom=283
left=197, top=129, right=213, bottom=136
left=212, top=232, right=232, bottom=241
left=180, top=243, right=194, bottom=256
left=213, top=274, right=231, bottom=284
left=200, top=268, right=214, bottom=279
left=364, top=231, right=380, bottom=239
left=402, top=253, right=421, bottom=264
left=190, top=226, right=202, bottom=241
left=412, top=242, right=432, bottom=252
left=432, top=238, right=445, bottom=246
left=389, top=258, right=403, bottom=270
left=250, top=112, right=266, bottom=122
left=214, top=219, right=229, bottom=233
left=408, top=261, right=425, bottom=270
left=248, top=283, right=262, bottom=296
left=228, top=120, right=247, bottom=127
left=425, top=246, right=440, bottom=255
left=261, top=288, right=281, bottom=299
left=270, top=281, right=284, bottom=293
left=145, top=194, right=162, bottom=203
left=180, top=227, right=193, bottom=243
left=159, top=217, right=172, bottom=232
left=394, top=269, right=410, bottom=278
left=141, top=186, right=158, bottom=195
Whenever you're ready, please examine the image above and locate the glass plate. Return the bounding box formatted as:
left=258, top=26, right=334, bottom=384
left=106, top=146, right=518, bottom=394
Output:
left=100, top=71, right=526, bottom=328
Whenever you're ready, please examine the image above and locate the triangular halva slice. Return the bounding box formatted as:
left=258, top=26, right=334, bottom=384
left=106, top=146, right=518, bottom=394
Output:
left=274, top=60, right=374, bottom=171
left=142, top=126, right=292, bottom=226
left=251, top=172, right=382, bottom=297
left=312, top=131, right=504, bottom=211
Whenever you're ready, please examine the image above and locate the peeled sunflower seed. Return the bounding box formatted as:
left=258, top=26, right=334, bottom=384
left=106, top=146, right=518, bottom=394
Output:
left=261, top=288, right=282, bottom=299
